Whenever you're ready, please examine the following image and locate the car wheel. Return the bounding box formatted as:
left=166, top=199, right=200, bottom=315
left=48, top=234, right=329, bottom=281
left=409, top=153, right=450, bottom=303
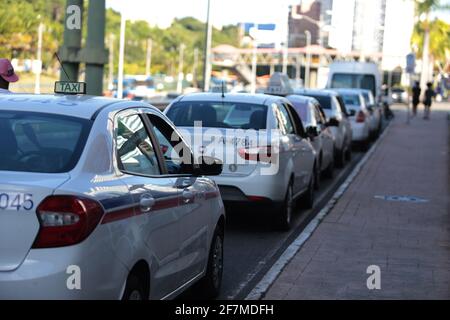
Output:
left=122, top=274, right=146, bottom=300
left=301, top=174, right=314, bottom=210
left=276, top=183, right=294, bottom=231
left=335, top=148, right=345, bottom=168
left=314, top=162, right=321, bottom=190
left=198, top=227, right=224, bottom=299
left=345, top=146, right=352, bottom=161
left=323, top=158, right=334, bottom=179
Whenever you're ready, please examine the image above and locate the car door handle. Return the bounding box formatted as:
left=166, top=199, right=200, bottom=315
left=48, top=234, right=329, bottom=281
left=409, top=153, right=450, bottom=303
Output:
left=182, top=189, right=195, bottom=204
left=140, top=195, right=155, bottom=212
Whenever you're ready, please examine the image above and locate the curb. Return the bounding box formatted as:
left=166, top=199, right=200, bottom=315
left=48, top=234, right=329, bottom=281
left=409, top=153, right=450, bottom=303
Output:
left=245, top=121, right=393, bottom=300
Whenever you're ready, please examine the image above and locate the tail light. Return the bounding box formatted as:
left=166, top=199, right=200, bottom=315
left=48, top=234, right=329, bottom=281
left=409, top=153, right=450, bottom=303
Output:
left=238, top=145, right=277, bottom=163
left=356, top=111, right=366, bottom=123
left=33, top=196, right=104, bottom=248
left=126, top=93, right=135, bottom=100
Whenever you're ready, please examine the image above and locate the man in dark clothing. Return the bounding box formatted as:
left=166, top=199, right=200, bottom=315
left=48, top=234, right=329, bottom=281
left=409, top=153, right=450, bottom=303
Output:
left=423, top=82, right=435, bottom=120
left=411, top=81, right=421, bottom=116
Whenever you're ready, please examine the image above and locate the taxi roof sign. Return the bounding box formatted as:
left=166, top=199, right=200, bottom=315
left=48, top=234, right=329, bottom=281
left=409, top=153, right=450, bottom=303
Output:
left=265, top=72, right=293, bottom=96
left=54, top=81, right=87, bottom=95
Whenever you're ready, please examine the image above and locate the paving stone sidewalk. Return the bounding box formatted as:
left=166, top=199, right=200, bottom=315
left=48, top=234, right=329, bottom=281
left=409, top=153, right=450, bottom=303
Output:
left=264, top=103, right=450, bottom=299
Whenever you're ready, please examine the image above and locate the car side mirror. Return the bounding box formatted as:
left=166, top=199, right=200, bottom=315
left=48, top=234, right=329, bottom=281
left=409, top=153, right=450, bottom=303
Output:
left=194, top=156, right=223, bottom=176
left=306, top=126, right=319, bottom=138
left=348, top=110, right=356, bottom=117
left=327, top=117, right=340, bottom=127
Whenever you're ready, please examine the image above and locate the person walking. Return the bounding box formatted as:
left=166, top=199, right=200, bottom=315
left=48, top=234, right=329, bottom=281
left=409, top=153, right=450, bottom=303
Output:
left=0, top=59, right=19, bottom=93
left=423, top=82, right=435, bottom=120
left=411, top=81, right=421, bottom=116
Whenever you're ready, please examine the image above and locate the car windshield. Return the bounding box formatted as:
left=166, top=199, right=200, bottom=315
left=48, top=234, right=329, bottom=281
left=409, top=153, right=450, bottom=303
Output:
left=331, top=73, right=376, bottom=97
left=342, top=94, right=361, bottom=107
left=300, top=94, right=331, bottom=109
left=166, top=101, right=268, bottom=130
left=0, top=111, right=91, bottom=173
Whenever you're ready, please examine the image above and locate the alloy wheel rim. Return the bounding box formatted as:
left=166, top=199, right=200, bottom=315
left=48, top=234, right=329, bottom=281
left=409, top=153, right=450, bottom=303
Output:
left=128, top=290, right=142, bottom=300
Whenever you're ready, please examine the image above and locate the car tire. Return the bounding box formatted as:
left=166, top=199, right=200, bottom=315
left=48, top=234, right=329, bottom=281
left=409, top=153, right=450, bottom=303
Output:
left=323, top=158, right=334, bottom=179
left=314, top=162, right=321, bottom=190
left=197, top=227, right=224, bottom=299
left=335, top=148, right=345, bottom=168
left=301, top=174, right=314, bottom=210
left=276, top=183, right=294, bottom=231
left=345, top=146, right=352, bottom=161
left=361, top=139, right=370, bottom=152
left=122, top=274, right=146, bottom=300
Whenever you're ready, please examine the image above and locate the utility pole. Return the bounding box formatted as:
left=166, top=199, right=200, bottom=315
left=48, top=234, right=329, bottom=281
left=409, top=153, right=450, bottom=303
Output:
left=177, top=43, right=185, bottom=94
left=305, top=30, right=311, bottom=88
left=60, top=0, right=83, bottom=82
left=203, top=0, right=213, bottom=92
left=282, top=14, right=289, bottom=75
left=193, top=47, right=199, bottom=88
left=117, top=13, right=126, bottom=99
left=108, top=34, right=115, bottom=90
left=35, top=22, right=44, bottom=94
left=85, top=0, right=107, bottom=96
left=250, top=38, right=257, bottom=94
left=145, top=38, right=153, bottom=77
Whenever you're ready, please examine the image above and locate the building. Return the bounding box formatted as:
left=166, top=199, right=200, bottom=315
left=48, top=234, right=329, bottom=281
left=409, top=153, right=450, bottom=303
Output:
left=288, top=0, right=322, bottom=48
left=328, top=0, right=415, bottom=74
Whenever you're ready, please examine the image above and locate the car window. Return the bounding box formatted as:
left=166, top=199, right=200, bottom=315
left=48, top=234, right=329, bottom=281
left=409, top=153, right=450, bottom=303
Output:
left=331, top=73, right=376, bottom=97
left=0, top=111, right=90, bottom=173
left=342, top=94, right=361, bottom=107
left=116, top=113, right=160, bottom=176
left=314, top=105, right=326, bottom=125
left=147, top=114, right=193, bottom=175
left=302, top=94, right=331, bottom=109
left=278, top=104, right=295, bottom=135
left=166, top=101, right=267, bottom=130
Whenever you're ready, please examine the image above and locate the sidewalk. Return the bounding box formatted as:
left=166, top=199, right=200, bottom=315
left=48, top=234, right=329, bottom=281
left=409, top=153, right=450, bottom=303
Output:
left=264, top=103, right=450, bottom=299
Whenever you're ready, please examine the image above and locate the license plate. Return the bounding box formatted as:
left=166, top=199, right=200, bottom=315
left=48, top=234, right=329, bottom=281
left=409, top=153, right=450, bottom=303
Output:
left=0, top=192, right=34, bottom=211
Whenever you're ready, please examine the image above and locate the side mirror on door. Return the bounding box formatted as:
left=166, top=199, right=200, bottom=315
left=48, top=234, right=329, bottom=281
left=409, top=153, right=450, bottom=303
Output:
left=306, top=126, right=319, bottom=139
left=327, top=117, right=340, bottom=127
left=348, top=110, right=356, bottom=117
left=194, top=156, right=223, bottom=176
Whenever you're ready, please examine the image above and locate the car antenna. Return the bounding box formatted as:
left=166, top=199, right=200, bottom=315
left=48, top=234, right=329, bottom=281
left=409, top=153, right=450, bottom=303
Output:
left=54, top=52, right=72, bottom=82
left=221, top=81, right=225, bottom=98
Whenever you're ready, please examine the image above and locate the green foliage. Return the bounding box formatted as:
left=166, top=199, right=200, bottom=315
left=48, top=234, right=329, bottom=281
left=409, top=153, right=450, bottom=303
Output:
left=412, top=18, right=450, bottom=62
left=0, top=1, right=240, bottom=78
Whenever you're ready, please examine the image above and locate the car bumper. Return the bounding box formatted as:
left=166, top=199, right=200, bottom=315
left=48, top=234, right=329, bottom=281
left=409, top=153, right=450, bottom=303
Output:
left=213, top=170, right=287, bottom=204
left=351, top=122, right=369, bottom=142
left=0, top=241, right=128, bottom=300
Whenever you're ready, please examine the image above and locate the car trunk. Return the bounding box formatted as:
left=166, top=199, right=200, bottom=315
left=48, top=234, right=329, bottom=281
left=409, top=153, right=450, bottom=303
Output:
left=179, top=127, right=262, bottom=176
left=0, top=172, right=70, bottom=271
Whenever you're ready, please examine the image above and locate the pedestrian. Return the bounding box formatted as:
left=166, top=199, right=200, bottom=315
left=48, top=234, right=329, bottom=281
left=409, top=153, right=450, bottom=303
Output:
left=423, top=82, right=435, bottom=120
left=411, top=81, right=421, bottom=116
left=0, top=58, right=19, bottom=94
left=381, top=84, right=394, bottom=120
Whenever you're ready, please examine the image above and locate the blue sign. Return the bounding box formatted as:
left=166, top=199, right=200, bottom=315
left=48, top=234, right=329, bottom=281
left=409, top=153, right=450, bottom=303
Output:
left=406, top=53, right=416, bottom=74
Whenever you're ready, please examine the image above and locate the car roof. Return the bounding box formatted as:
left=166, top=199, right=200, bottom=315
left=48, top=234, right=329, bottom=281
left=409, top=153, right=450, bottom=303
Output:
left=332, top=88, right=365, bottom=96
left=293, top=88, right=338, bottom=97
left=0, top=93, right=133, bottom=119
left=172, top=92, right=283, bottom=105
left=286, top=94, right=317, bottom=104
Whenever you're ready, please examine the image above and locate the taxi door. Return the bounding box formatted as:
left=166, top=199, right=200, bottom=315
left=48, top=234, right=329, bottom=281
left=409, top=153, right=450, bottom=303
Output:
left=114, top=110, right=182, bottom=299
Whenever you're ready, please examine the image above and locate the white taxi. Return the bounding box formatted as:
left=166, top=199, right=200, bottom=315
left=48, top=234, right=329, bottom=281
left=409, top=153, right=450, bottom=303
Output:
left=164, top=92, right=317, bottom=230
left=0, top=82, right=225, bottom=300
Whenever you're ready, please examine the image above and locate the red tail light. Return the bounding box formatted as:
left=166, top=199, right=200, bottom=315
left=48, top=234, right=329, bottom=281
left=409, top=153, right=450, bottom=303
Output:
left=238, top=145, right=277, bottom=163
left=126, top=93, right=135, bottom=100
left=33, top=196, right=105, bottom=248
left=356, top=111, right=366, bottom=123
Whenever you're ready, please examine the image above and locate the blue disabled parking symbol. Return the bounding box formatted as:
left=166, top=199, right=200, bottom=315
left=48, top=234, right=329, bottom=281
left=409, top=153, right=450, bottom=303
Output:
left=374, top=195, right=429, bottom=203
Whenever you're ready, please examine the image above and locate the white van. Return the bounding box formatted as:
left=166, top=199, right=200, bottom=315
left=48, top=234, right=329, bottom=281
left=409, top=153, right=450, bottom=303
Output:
left=326, top=62, right=382, bottom=101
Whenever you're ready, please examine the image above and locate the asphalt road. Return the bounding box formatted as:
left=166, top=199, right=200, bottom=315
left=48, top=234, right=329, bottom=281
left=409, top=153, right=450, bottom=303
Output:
left=180, top=120, right=390, bottom=300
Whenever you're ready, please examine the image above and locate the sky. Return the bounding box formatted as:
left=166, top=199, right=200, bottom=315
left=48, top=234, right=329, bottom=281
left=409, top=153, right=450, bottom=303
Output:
left=106, top=0, right=297, bottom=28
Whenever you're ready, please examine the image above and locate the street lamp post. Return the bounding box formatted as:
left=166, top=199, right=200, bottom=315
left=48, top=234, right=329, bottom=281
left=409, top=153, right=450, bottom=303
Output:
left=117, top=13, right=126, bottom=99
left=177, top=43, right=186, bottom=94
left=305, top=30, right=311, bottom=88
left=35, top=21, right=44, bottom=94
left=145, top=38, right=153, bottom=77
left=203, top=0, right=213, bottom=92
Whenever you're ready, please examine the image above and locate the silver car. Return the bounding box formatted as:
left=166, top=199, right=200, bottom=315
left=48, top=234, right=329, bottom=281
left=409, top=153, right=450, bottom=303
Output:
left=294, top=89, right=353, bottom=167
left=0, top=93, right=225, bottom=300
left=164, top=93, right=317, bottom=230
left=287, top=95, right=335, bottom=186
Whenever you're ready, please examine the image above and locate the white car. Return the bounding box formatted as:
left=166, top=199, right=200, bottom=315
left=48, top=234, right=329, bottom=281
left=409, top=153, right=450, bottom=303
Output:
left=164, top=93, right=317, bottom=230
left=294, top=89, right=353, bottom=167
left=358, top=89, right=382, bottom=139
left=0, top=89, right=225, bottom=300
left=334, top=89, right=371, bottom=150
left=287, top=95, right=335, bottom=185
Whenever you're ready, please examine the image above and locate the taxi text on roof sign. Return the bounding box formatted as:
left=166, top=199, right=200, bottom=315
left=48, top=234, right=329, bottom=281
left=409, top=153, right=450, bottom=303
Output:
left=54, top=81, right=87, bottom=95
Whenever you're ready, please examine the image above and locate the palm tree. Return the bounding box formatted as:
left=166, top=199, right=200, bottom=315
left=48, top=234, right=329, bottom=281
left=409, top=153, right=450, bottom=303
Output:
left=415, top=0, right=449, bottom=87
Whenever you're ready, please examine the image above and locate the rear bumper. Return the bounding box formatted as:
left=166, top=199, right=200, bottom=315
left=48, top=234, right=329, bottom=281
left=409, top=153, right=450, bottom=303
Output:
left=214, top=171, right=287, bottom=203
left=351, top=122, right=369, bottom=142
left=0, top=242, right=128, bottom=300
